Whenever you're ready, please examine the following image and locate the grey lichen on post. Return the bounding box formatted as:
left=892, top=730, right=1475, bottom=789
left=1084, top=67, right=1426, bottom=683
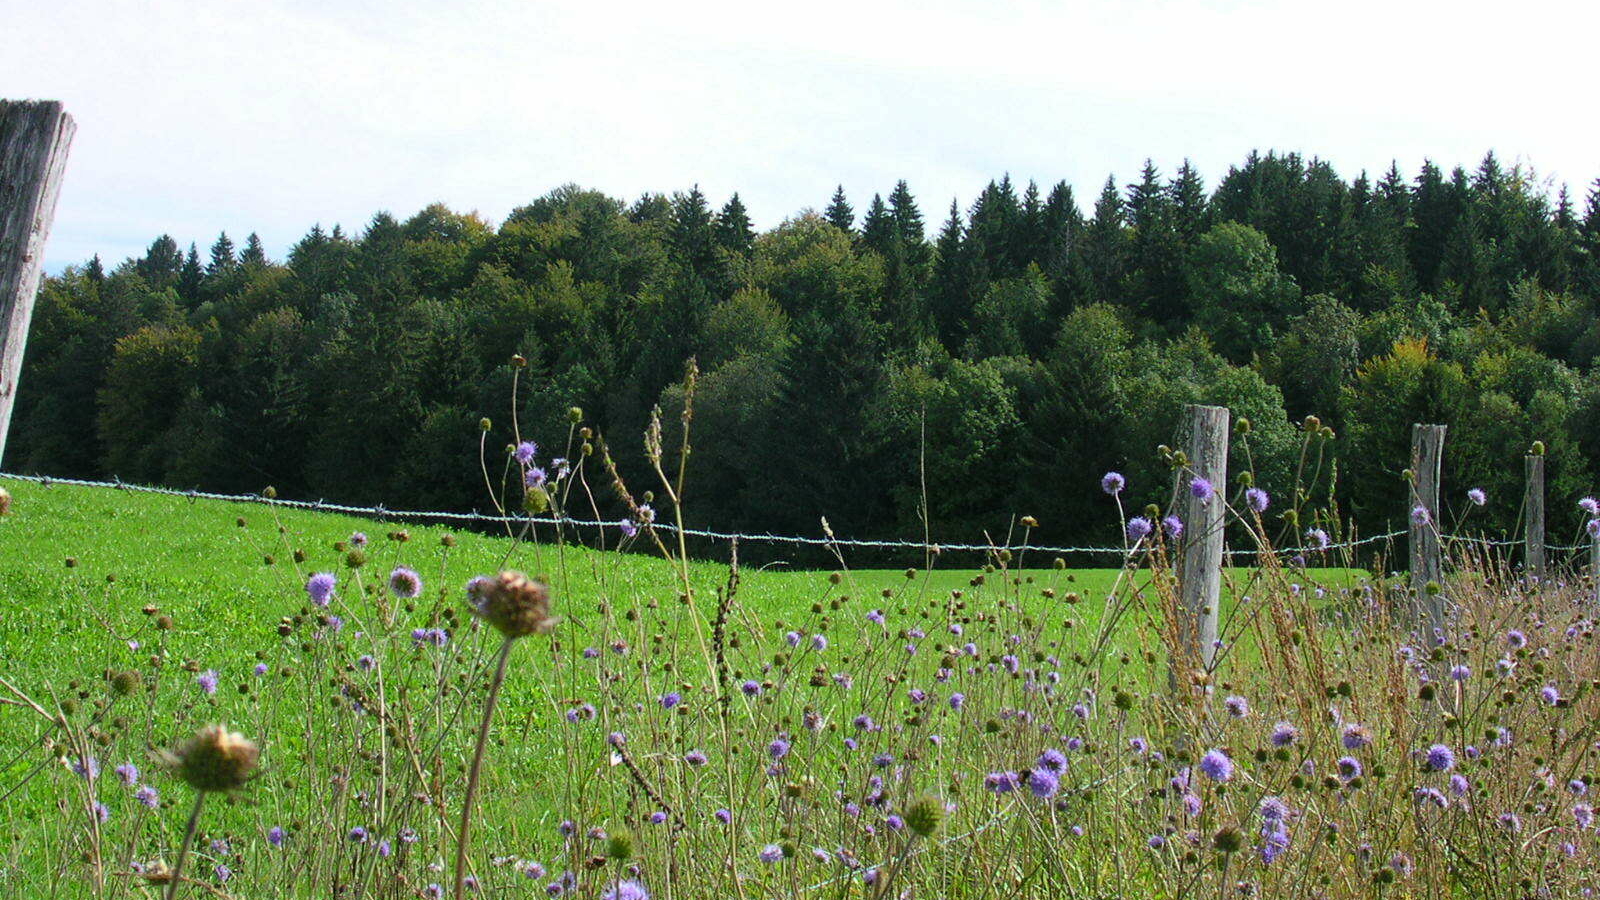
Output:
left=0, top=100, right=76, bottom=467
left=1409, top=424, right=1446, bottom=634
left=1524, top=453, right=1545, bottom=578
left=1179, top=404, right=1229, bottom=672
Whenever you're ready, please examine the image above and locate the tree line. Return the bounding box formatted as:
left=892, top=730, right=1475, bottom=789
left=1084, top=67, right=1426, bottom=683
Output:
left=11, top=150, right=1600, bottom=557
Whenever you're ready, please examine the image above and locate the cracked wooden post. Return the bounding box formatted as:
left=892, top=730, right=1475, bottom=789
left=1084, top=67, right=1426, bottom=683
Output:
left=1524, top=451, right=1545, bottom=579
left=1409, top=424, right=1446, bottom=635
left=1179, top=404, right=1229, bottom=672
left=0, top=100, right=75, bottom=467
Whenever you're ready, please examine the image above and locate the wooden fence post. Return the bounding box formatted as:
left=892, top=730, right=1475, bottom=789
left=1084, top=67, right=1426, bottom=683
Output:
left=1410, top=424, right=1446, bottom=634
left=1591, top=525, right=1599, bottom=606
left=1524, top=452, right=1545, bottom=578
left=0, top=100, right=76, bottom=467
left=1179, top=404, right=1229, bottom=671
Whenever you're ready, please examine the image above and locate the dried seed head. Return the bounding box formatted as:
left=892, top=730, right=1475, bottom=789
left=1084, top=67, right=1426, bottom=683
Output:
left=0, top=486, right=12, bottom=516
left=159, top=724, right=259, bottom=792
left=473, top=572, right=555, bottom=638
left=905, top=795, right=945, bottom=837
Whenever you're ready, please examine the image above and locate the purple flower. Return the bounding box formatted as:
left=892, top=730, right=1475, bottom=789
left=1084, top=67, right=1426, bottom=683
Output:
left=984, top=771, right=1021, bottom=794
left=424, top=885, right=444, bottom=899
left=740, top=680, right=761, bottom=696
left=1449, top=774, right=1470, bottom=796
left=1340, top=724, right=1371, bottom=751
left=811, top=634, right=828, bottom=651
left=603, top=881, right=650, bottom=900
left=267, top=826, right=286, bottom=846
left=1507, top=629, right=1527, bottom=649
left=1410, top=505, right=1431, bottom=527
left=1189, top=477, right=1214, bottom=502
left=648, top=811, right=667, bottom=825
left=307, top=572, right=336, bottom=607
left=768, top=738, right=791, bottom=760
left=618, top=519, right=638, bottom=539
left=1037, top=748, right=1067, bottom=773
left=1571, top=780, right=1588, bottom=796
left=525, top=467, right=547, bottom=488
left=214, top=864, right=232, bottom=883
left=1336, top=756, right=1362, bottom=781
left=1147, top=834, right=1165, bottom=850
left=714, top=809, right=732, bottom=824
left=866, top=609, right=885, bottom=625
left=254, top=662, right=268, bottom=676
left=1589, top=519, right=1600, bottom=539
left=1574, top=804, right=1595, bottom=829
left=949, top=693, right=966, bottom=710
left=1414, top=787, right=1448, bottom=809
left=1424, top=744, right=1455, bottom=772
left=1497, top=812, right=1521, bottom=832
left=1269, top=722, right=1300, bottom=748
left=115, top=763, right=138, bottom=785
left=1126, top=517, right=1153, bottom=542
left=1246, top=488, right=1270, bottom=513
left=1183, top=792, right=1203, bottom=816
left=1305, top=528, right=1330, bottom=550
left=1129, top=737, right=1148, bottom=754
left=1027, top=768, right=1060, bottom=798
left=196, top=670, right=219, bottom=695
left=1224, top=695, right=1250, bottom=718
left=660, top=692, right=681, bottom=710
left=514, top=441, right=538, bottom=464
left=1162, top=515, right=1184, bottom=538
left=388, top=566, right=422, bottom=599
left=1449, top=664, right=1470, bottom=681
left=349, top=531, right=368, bottom=548
left=1101, top=472, right=1125, bottom=495
left=1579, top=496, right=1598, bottom=515
left=356, top=654, right=375, bottom=671
left=1198, top=749, right=1233, bottom=783
left=1542, top=684, right=1561, bottom=706
left=135, top=785, right=159, bottom=808
left=1466, top=488, right=1486, bottom=506
left=684, top=750, right=707, bottom=767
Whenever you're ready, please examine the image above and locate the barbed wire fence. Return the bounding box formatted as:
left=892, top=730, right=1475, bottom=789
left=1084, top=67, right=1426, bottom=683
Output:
left=2, top=470, right=1588, bottom=560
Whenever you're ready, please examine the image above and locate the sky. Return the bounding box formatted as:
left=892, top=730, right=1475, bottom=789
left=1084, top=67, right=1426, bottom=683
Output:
left=7, top=0, right=1599, bottom=273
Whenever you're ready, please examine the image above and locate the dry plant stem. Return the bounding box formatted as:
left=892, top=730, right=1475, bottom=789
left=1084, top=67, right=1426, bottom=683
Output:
left=453, top=634, right=515, bottom=900
left=164, top=792, right=205, bottom=900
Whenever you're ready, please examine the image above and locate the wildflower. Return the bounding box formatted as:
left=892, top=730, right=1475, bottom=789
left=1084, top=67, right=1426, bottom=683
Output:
left=1570, top=780, right=1588, bottom=796
left=525, top=467, right=547, bottom=488
left=1580, top=496, right=1598, bottom=515
left=784, top=631, right=801, bottom=647
left=1424, top=743, right=1455, bottom=772
left=267, top=826, right=286, bottom=846
left=866, top=609, right=885, bottom=625
left=115, top=763, right=138, bottom=785
left=602, top=880, right=650, bottom=900
left=92, top=801, right=109, bottom=822
left=659, top=692, right=681, bottom=710
left=1183, top=792, right=1203, bottom=816
left=1413, top=787, right=1447, bottom=809
left=1246, top=488, right=1270, bottom=513
left=1162, top=515, right=1184, bottom=537
left=811, top=634, right=828, bottom=651
left=472, top=571, right=555, bottom=638
left=1259, top=797, right=1290, bottom=822
left=1589, top=518, right=1600, bottom=538
left=1410, top=505, right=1431, bottom=526
left=1449, top=774, right=1469, bottom=796
left=949, top=693, right=966, bottom=710
left=524, top=862, right=547, bottom=879
left=1147, top=834, right=1165, bottom=850
left=907, top=688, right=927, bottom=704
left=1541, top=684, right=1561, bottom=706
left=1449, top=664, right=1470, bottom=681
left=196, top=670, right=219, bottom=695
left=714, top=809, right=732, bottom=824
left=388, top=566, right=422, bottom=599
left=1129, top=737, right=1148, bottom=755
left=1259, top=822, right=1290, bottom=864
left=1190, top=477, right=1214, bottom=502
left=1389, top=853, right=1413, bottom=877
left=648, top=811, right=667, bottom=825
left=1198, top=749, right=1234, bottom=783
left=159, top=724, right=259, bottom=792
left=984, top=771, right=1021, bottom=794
left=768, top=739, right=791, bottom=760
left=348, top=826, right=369, bottom=843
left=740, top=680, right=762, bottom=697
left=1269, top=722, right=1300, bottom=748
left=514, top=441, right=537, bottom=464
left=1574, top=804, right=1595, bottom=829
left=356, top=654, right=375, bottom=671
left=1037, top=748, right=1067, bottom=773
left=1341, top=724, right=1372, bottom=750
left=134, top=785, right=159, bottom=808
left=1305, top=528, right=1330, bottom=550
left=1497, top=812, right=1521, bottom=833
left=1126, top=517, right=1153, bottom=542
left=1224, top=695, right=1250, bottom=718
left=253, top=662, right=268, bottom=676
left=1101, top=472, right=1125, bottom=495
left=1467, top=488, right=1486, bottom=506
left=618, top=520, right=638, bottom=539
left=307, top=572, right=336, bottom=607
left=423, top=885, right=444, bottom=899
left=1027, top=768, right=1060, bottom=798
left=1507, top=629, right=1527, bottom=649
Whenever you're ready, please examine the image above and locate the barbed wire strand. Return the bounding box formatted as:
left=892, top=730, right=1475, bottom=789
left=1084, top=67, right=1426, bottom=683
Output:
left=0, top=471, right=1587, bottom=556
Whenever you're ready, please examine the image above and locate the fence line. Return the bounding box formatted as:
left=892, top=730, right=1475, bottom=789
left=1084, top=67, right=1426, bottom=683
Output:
left=0, top=470, right=1584, bottom=557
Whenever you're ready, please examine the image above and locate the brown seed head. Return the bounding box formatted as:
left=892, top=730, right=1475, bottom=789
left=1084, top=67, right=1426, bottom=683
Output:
left=474, top=571, right=555, bottom=638
left=159, top=724, right=259, bottom=792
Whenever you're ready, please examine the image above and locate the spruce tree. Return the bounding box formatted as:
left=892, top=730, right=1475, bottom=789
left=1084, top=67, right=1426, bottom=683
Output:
left=136, top=235, right=183, bottom=289
left=241, top=232, right=268, bottom=268
left=824, top=185, right=855, bottom=233
left=177, top=244, right=203, bottom=304
left=207, top=232, right=237, bottom=276
left=860, top=194, right=894, bottom=256
left=715, top=193, right=755, bottom=254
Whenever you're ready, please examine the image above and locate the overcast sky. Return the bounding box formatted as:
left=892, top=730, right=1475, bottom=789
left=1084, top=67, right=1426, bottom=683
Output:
left=9, top=0, right=1599, bottom=273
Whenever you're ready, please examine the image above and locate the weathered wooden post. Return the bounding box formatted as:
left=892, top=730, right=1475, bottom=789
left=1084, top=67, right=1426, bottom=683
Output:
left=1409, top=424, right=1446, bottom=634
left=1179, top=404, right=1229, bottom=671
left=1524, top=450, right=1545, bottom=578
left=1591, top=522, right=1599, bottom=606
left=0, top=100, right=76, bottom=467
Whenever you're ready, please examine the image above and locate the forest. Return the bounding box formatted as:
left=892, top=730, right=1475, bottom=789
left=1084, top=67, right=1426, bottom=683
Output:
left=10, top=150, right=1600, bottom=554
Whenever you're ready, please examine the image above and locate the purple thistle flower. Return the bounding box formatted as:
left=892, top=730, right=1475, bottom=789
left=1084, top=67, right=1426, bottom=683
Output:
left=949, top=693, right=966, bottom=710
left=1126, top=517, right=1153, bottom=542
left=714, top=809, right=732, bottom=824
left=1467, top=488, right=1486, bottom=506
left=1246, top=488, right=1270, bottom=513
left=740, top=680, right=761, bottom=696
left=1162, top=515, right=1184, bottom=538
left=254, top=662, right=268, bottom=676
left=1198, top=749, right=1233, bottom=783
left=1027, top=768, right=1060, bottom=798
left=684, top=750, right=708, bottom=767
left=1147, top=834, right=1165, bottom=850
left=196, top=670, right=219, bottom=695
left=388, top=566, right=422, bottom=599
left=1189, top=477, right=1214, bottom=502
left=1425, top=743, right=1455, bottom=772
left=307, top=572, right=336, bottom=607
left=514, top=441, right=538, bottom=464
left=1101, top=472, right=1125, bottom=495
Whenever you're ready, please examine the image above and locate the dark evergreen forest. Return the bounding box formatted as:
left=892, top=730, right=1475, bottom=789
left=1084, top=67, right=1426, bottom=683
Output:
left=12, top=151, right=1600, bottom=552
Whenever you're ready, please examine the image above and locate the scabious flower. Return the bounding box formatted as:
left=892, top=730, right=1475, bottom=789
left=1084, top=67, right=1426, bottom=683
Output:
left=768, top=739, right=790, bottom=760
left=1162, top=515, right=1184, bottom=538
left=1027, top=768, right=1060, bottom=798
left=1224, top=695, right=1250, bottom=718
left=1449, top=774, right=1470, bottom=796
left=135, top=785, right=159, bottom=808
left=1589, top=518, right=1600, bottom=539
left=602, top=880, right=650, bottom=900
left=1341, top=724, right=1372, bottom=751
left=1425, top=744, right=1456, bottom=772
left=514, top=441, right=537, bottom=464
left=949, top=693, right=966, bottom=710
left=1542, top=684, right=1561, bottom=705
left=618, top=520, right=638, bottom=539
left=388, top=566, right=422, bottom=599
left=1126, top=517, right=1153, bottom=542
left=660, top=692, right=681, bottom=710
left=1190, top=477, right=1214, bottom=502
left=115, top=763, right=138, bottom=785
left=714, top=809, right=732, bottom=824
left=1410, top=505, right=1431, bottom=527
left=1101, top=472, right=1125, bottom=495
left=1246, top=488, right=1270, bottom=513
left=1574, top=804, right=1595, bottom=829
left=1467, top=488, right=1486, bottom=506
left=1305, top=528, right=1330, bottom=550
left=740, top=680, right=761, bottom=697
left=267, top=826, right=286, bottom=846
left=307, top=572, right=336, bottom=607
left=1414, top=787, right=1447, bottom=809
left=811, top=634, right=828, bottom=651
left=1579, top=496, right=1599, bottom=515
left=1336, top=756, right=1362, bottom=782
left=1497, top=812, right=1522, bottom=833
left=1037, top=748, right=1067, bottom=773
left=349, top=531, right=368, bottom=548
left=196, top=670, right=219, bottom=695
left=1147, top=834, right=1165, bottom=850
left=1449, top=664, right=1470, bottom=681
left=1269, top=722, right=1300, bottom=748
left=1198, top=749, right=1233, bottom=783
left=1259, top=796, right=1290, bottom=822
left=984, top=771, right=1021, bottom=794
left=1129, top=737, right=1149, bottom=755
left=684, top=750, right=708, bottom=767
left=525, top=467, right=547, bottom=488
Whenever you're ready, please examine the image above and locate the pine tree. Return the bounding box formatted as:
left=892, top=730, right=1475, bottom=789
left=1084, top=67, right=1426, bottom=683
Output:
left=1040, top=181, right=1088, bottom=307
left=824, top=185, right=855, bottom=234
left=240, top=232, right=268, bottom=268
left=136, top=235, right=183, bottom=289
left=1082, top=176, right=1129, bottom=304
left=177, top=244, right=203, bottom=304
left=670, top=187, right=718, bottom=277
left=928, top=201, right=975, bottom=348
left=85, top=254, right=105, bottom=284
left=207, top=232, right=238, bottom=276
left=715, top=193, right=755, bottom=254
left=860, top=194, right=894, bottom=256
left=1169, top=160, right=1209, bottom=243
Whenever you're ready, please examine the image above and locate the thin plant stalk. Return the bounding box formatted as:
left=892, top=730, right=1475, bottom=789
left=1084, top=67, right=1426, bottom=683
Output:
left=164, top=792, right=205, bottom=900
left=453, top=634, right=515, bottom=899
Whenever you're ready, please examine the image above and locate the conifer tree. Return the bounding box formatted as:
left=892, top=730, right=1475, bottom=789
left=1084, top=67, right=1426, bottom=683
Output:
left=177, top=244, right=203, bottom=304
left=136, top=235, right=183, bottom=289
left=240, top=232, right=268, bottom=268
left=860, top=194, right=894, bottom=256
left=715, top=193, right=755, bottom=254
left=824, top=185, right=855, bottom=233
left=207, top=232, right=237, bottom=277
